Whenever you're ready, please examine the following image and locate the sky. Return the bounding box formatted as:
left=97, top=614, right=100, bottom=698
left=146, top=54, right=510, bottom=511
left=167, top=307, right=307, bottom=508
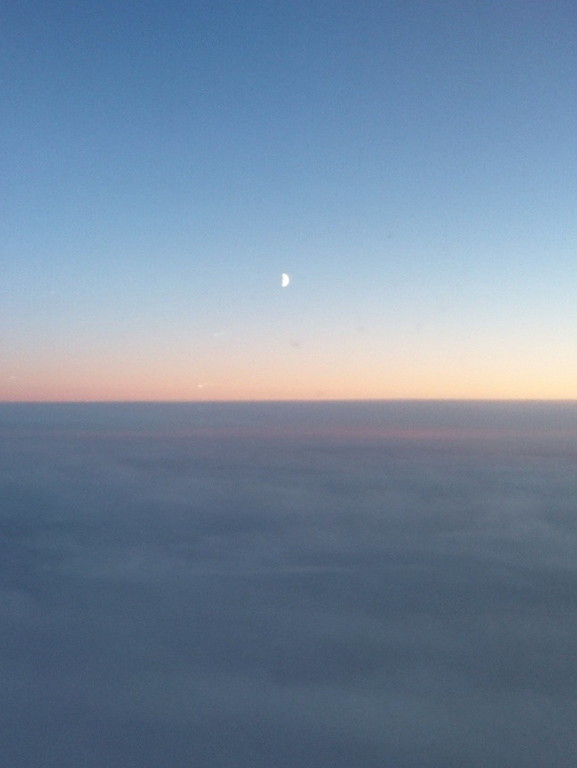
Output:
left=2, top=0, right=577, bottom=401
left=2, top=401, right=577, bottom=767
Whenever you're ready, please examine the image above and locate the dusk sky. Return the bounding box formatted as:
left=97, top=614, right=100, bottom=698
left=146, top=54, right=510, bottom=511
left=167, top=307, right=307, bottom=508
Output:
left=3, top=0, right=576, bottom=401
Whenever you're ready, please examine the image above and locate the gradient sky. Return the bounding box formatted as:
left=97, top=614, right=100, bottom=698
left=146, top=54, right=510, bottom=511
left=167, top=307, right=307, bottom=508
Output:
left=2, top=0, right=576, bottom=401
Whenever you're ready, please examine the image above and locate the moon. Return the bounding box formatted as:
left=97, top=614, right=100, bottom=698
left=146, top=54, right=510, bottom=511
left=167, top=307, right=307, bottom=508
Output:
left=281, top=273, right=290, bottom=288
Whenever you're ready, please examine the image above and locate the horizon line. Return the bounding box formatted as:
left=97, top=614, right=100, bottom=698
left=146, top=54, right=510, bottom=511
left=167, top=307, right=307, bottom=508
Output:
left=1, top=397, right=577, bottom=405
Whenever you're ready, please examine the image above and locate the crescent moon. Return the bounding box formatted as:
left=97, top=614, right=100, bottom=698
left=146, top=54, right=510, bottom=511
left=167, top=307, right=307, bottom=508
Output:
left=281, top=273, right=290, bottom=288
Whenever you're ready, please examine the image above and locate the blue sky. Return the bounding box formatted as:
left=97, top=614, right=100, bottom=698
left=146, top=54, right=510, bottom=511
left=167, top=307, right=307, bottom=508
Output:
left=2, top=0, right=576, bottom=400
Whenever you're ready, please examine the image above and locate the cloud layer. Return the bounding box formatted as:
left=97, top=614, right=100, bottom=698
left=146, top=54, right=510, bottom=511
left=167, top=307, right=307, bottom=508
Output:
left=1, top=403, right=577, bottom=767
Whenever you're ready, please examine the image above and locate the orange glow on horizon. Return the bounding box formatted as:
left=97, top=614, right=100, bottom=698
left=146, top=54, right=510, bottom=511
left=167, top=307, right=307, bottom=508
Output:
left=1, top=359, right=575, bottom=403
